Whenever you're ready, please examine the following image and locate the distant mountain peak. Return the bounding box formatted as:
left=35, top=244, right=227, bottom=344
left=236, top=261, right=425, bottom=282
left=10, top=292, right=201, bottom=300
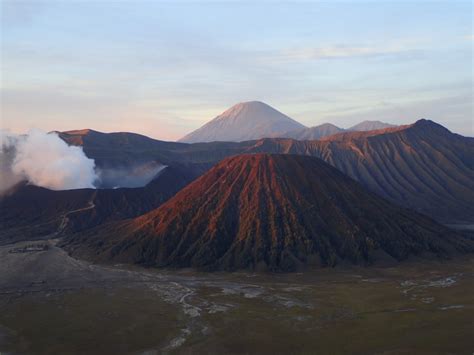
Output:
left=232, top=100, right=267, bottom=107
left=412, top=118, right=446, bottom=129
left=349, top=120, right=396, bottom=131
left=276, top=122, right=345, bottom=140
left=179, top=101, right=306, bottom=143
left=213, top=101, right=273, bottom=122
left=316, top=122, right=340, bottom=128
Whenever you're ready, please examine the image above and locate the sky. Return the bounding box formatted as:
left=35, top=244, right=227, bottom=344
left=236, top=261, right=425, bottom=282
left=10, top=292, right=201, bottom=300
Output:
left=1, top=0, right=473, bottom=140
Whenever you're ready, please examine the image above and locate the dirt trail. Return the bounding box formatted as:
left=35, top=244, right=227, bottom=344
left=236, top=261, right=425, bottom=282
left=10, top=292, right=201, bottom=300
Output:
left=56, top=191, right=97, bottom=235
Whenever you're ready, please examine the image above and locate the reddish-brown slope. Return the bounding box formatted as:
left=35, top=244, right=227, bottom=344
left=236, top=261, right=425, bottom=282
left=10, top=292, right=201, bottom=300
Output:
left=244, top=120, right=474, bottom=223
left=65, top=154, right=473, bottom=271
left=59, top=120, right=474, bottom=223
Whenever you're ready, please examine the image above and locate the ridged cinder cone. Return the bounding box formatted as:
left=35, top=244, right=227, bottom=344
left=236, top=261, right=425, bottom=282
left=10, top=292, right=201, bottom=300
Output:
left=65, top=154, right=474, bottom=271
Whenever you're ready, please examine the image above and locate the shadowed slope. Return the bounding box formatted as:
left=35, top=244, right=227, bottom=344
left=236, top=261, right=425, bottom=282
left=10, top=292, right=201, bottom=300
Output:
left=64, top=154, right=473, bottom=271
left=245, top=120, right=474, bottom=223
left=0, top=165, right=199, bottom=244
left=60, top=120, right=474, bottom=223
left=58, top=129, right=185, bottom=168
left=0, top=182, right=96, bottom=244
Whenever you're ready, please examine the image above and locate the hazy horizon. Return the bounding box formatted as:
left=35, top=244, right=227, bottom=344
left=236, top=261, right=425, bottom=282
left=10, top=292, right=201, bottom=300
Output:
left=1, top=0, right=473, bottom=140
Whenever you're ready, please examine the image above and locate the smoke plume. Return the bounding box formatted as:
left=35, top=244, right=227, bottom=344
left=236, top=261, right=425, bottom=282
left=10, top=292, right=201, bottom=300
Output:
left=0, top=129, right=98, bottom=192
left=98, top=162, right=166, bottom=188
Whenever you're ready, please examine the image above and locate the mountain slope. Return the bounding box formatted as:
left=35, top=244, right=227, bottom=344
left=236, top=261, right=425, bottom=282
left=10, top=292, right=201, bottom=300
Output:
left=0, top=182, right=96, bottom=244
left=64, top=154, right=473, bottom=271
left=244, top=121, right=474, bottom=223
left=58, top=129, right=185, bottom=168
left=0, top=165, right=199, bottom=244
left=349, top=120, right=396, bottom=131
left=178, top=101, right=306, bottom=143
left=59, top=120, right=474, bottom=224
left=277, top=123, right=345, bottom=140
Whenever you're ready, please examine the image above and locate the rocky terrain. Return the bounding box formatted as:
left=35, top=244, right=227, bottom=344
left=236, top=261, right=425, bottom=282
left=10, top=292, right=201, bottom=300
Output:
left=0, top=165, right=199, bottom=244
left=3, top=119, right=472, bottom=252
left=63, top=154, right=474, bottom=271
left=59, top=119, right=474, bottom=224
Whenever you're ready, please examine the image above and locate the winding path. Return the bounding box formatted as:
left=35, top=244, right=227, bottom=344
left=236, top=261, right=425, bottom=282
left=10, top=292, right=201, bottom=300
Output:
left=56, top=191, right=97, bottom=235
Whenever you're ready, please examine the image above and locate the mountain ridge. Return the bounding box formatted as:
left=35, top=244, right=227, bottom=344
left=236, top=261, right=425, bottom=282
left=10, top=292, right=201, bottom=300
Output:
left=276, top=123, right=345, bottom=140
left=0, top=165, right=199, bottom=244
left=57, top=119, right=474, bottom=224
left=63, top=154, right=474, bottom=271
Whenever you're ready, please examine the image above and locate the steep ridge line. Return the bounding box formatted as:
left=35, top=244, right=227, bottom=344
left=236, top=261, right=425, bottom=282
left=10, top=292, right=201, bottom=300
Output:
left=57, top=119, right=474, bottom=223
left=63, top=154, right=474, bottom=271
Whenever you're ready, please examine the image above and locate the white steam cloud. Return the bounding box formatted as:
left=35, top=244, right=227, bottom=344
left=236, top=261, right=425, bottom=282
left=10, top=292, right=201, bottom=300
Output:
left=0, top=129, right=98, bottom=192
left=98, top=162, right=166, bottom=188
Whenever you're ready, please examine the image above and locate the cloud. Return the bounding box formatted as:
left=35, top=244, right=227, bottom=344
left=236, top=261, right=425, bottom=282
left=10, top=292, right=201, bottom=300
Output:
left=275, top=42, right=423, bottom=62
left=98, top=162, right=166, bottom=189
left=0, top=129, right=98, bottom=192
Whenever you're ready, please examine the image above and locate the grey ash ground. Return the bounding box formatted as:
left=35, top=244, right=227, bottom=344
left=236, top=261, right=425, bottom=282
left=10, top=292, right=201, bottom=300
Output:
left=0, top=239, right=473, bottom=354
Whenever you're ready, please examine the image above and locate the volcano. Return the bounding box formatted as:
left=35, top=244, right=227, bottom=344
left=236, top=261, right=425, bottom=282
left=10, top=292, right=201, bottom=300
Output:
left=59, top=119, right=474, bottom=224
left=178, top=101, right=306, bottom=143
left=65, top=154, right=473, bottom=271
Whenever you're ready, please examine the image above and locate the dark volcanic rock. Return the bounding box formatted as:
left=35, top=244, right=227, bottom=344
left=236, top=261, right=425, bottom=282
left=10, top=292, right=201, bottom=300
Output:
left=64, top=154, right=474, bottom=271
left=0, top=165, right=199, bottom=244
left=59, top=120, right=474, bottom=224
left=0, top=182, right=95, bottom=244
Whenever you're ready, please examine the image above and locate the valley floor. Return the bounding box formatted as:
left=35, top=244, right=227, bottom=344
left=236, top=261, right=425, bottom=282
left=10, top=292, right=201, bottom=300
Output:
left=0, top=239, right=473, bottom=354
